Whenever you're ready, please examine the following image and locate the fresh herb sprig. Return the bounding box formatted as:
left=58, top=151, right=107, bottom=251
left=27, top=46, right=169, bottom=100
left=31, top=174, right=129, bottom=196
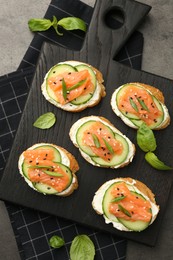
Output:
left=49, top=234, right=95, bottom=260
left=33, top=112, right=56, bottom=129
left=137, top=123, right=172, bottom=170
left=28, top=15, right=87, bottom=36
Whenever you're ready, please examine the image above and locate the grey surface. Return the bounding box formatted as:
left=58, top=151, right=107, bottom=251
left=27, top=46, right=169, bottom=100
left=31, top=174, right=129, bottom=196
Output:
left=0, top=0, right=172, bottom=259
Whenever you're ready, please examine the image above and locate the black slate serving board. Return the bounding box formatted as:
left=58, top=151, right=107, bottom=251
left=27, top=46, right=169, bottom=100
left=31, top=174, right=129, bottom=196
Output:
left=1, top=0, right=173, bottom=246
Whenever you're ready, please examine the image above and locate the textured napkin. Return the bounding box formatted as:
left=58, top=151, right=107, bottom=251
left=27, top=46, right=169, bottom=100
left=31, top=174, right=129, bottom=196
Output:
left=0, top=0, right=144, bottom=259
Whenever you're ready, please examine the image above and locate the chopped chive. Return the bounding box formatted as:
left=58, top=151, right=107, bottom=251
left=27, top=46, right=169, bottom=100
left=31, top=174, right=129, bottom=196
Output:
left=62, top=78, right=67, bottom=101
left=28, top=165, right=52, bottom=169
left=102, top=138, right=114, bottom=154
left=129, top=97, right=139, bottom=112
left=137, top=97, right=149, bottom=111
left=43, top=170, right=63, bottom=177
left=68, top=78, right=87, bottom=91
left=92, top=134, right=100, bottom=148
left=111, top=196, right=126, bottom=203
left=118, top=204, right=132, bottom=217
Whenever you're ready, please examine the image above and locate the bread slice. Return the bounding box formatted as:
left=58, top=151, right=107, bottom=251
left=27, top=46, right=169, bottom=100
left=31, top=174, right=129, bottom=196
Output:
left=69, top=116, right=135, bottom=169
left=92, top=177, right=159, bottom=232
left=41, top=60, right=106, bottom=112
left=111, top=82, right=170, bottom=130
left=18, top=143, right=79, bottom=196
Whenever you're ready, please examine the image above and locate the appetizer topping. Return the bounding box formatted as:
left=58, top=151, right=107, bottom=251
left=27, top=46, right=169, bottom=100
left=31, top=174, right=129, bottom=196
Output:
left=82, top=121, right=123, bottom=161
left=22, top=145, right=73, bottom=193
left=117, top=84, right=162, bottom=126
left=48, top=69, right=94, bottom=105
left=109, top=182, right=152, bottom=222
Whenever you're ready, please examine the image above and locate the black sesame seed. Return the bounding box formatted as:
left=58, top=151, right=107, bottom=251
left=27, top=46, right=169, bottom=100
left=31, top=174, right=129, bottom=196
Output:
left=68, top=72, right=72, bottom=75
left=104, top=153, right=106, bottom=156
left=59, top=79, right=62, bottom=81
left=108, top=158, right=110, bottom=161
left=50, top=177, right=53, bottom=180
left=125, top=111, right=128, bottom=114
left=53, top=71, right=56, bottom=73
left=136, top=196, right=139, bottom=199
left=29, top=160, right=32, bottom=163
left=36, top=162, right=39, bottom=165
left=84, top=87, right=87, bottom=90
left=54, top=82, right=56, bottom=84
left=47, top=187, right=51, bottom=190
left=117, top=188, right=120, bottom=191
left=43, top=158, right=46, bottom=160
left=45, top=154, right=48, bottom=157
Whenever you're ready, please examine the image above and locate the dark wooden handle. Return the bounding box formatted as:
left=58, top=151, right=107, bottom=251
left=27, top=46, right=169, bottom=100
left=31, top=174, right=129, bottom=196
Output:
left=81, top=0, right=151, bottom=66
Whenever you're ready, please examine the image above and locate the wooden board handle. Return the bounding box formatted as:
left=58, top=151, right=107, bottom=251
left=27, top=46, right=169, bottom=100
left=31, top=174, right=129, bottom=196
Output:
left=81, top=0, right=151, bottom=67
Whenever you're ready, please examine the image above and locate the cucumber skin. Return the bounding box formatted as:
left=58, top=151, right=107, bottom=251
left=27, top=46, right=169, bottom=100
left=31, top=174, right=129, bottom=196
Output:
left=102, top=182, right=151, bottom=232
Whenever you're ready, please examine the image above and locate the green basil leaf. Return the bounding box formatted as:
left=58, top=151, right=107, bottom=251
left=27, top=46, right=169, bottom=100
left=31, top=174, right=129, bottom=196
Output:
left=70, top=235, right=95, bottom=260
left=43, top=170, right=63, bottom=177
left=102, top=138, right=114, bottom=154
left=145, top=152, right=172, bottom=170
left=129, top=97, right=139, bottom=112
left=118, top=204, right=132, bottom=217
left=111, top=196, right=126, bottom=203
left=49, top=235, right=65, bottom=248
left=137, top=123, right=157, bottom=152
left=68, top=78, right=87, bottom=91
left=33, top=112, right=56, bottom=129
left=28, top=18, right=52, bottom=31
left=92, top=134, right=100, bottom=148
left=62, top=78, right=67, bottom=101
left=58, top=17, right=87, bottom=32
left=137, top=97, right=149, bottom=111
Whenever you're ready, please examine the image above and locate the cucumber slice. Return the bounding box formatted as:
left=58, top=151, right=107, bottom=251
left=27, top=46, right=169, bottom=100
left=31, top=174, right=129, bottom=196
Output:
left=76, top=120, right=114, bottom=156
left=46, top=64, right=77, bottom=102
left=70, top=64, right=97, bottom=105
left=116, top=84, right=164, bottom=128
left=34, top=145, right=61, bottom=162
left=22, top=145, right=61, bottom=179
left=117, top=218, right=149, bottom=231
left=33, top=183, right=58, bottom=195
left=103, top=182, right=151, bottom=231
left=47, top=63, right=77, bottom=79
left=91, top=133, right=129, bottom=167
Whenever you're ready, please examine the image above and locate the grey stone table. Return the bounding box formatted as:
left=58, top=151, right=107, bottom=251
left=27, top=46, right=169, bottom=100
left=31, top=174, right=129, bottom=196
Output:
left=0, top=0, right=172, bottom=259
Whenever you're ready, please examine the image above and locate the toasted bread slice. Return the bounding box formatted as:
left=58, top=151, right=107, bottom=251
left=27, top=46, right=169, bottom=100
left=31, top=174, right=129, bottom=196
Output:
left=18, top=143, right=79, bottom=196
left=69, top=116, right=135, bottom=169
left=111, top=82, right=170, bottom=130
left=92, top=177, right=159, bottom=232
left=41, top=61, right=106, bottom=112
